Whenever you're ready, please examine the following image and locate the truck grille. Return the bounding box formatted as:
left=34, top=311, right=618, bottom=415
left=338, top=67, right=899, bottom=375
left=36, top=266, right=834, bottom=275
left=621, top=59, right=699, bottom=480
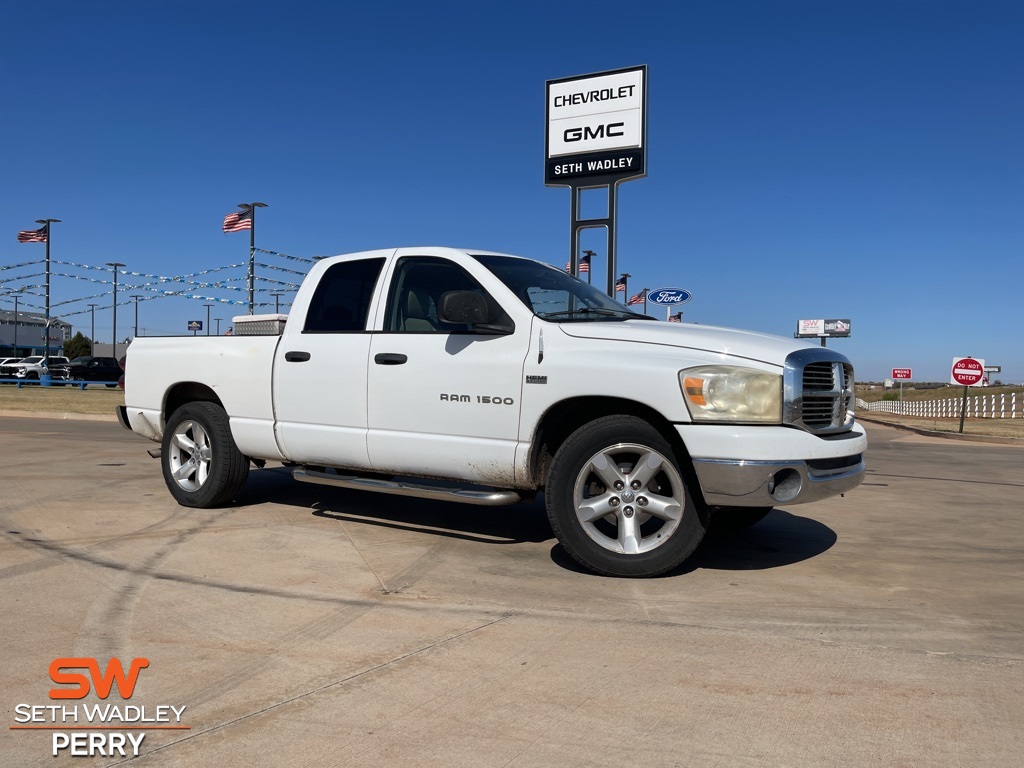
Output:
left=783, top=350, right=855, bottom=434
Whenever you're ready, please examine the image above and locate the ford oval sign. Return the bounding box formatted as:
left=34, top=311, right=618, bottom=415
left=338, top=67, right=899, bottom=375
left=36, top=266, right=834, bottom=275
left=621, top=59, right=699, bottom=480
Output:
left=647, top=288, right=692, bottom=305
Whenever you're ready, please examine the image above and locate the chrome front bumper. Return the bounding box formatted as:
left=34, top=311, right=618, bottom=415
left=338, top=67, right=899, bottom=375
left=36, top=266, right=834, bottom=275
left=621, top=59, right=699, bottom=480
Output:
left=691, top=454, right=865, bottom=507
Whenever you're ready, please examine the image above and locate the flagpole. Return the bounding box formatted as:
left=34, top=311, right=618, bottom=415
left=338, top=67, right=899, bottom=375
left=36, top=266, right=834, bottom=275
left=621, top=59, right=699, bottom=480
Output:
left=238, top=202, right=268, bottom=315
left=35, top=218, right=61, bottom=363
left=249, top=213, right=255, bottom=315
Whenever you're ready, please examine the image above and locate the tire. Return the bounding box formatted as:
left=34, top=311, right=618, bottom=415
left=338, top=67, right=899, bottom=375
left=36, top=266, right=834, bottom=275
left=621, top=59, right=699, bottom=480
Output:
left=708, top=507, right=773, bottom=534
left=545, top=415, right=707, bottom=577
left=105, top=383, right=117, bottom=388
left=161, top=401, right=249, bottom=508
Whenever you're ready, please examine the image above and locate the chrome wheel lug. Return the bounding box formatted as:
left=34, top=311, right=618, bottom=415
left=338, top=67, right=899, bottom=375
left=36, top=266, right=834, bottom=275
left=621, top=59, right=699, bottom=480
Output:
left=623, top=506, right=635, bottom=517
left=637, top=497, right=648, bottom=507
left=614, top=481, right=624, bottom=491
left=609, top=497, right=620, bottom=507
left=630, top=480, right=641, bottom=490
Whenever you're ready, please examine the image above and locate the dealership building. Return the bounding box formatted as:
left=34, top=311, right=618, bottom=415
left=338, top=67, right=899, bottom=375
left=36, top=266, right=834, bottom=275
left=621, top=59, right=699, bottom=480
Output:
left=0, top=308, right=72, bottom=357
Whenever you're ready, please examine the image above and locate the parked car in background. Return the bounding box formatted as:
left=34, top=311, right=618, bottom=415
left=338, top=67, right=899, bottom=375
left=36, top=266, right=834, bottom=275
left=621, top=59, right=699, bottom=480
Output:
left=8, top=356, right=71, bottom=382
left=0, top=358, right=23, bottom=378
left=67, top=356, right=123, bottom=387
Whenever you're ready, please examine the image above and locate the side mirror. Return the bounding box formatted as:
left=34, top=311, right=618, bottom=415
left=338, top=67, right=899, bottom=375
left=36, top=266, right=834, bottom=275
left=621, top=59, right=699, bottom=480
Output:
left=438, top=291, right=514, bottom=335
left=439, top=290, right=489, bottom=325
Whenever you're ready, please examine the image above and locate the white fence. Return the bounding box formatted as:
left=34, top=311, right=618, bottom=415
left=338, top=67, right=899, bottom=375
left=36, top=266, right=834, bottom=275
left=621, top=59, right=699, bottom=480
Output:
left=857, top=393, right=1022, bottom=419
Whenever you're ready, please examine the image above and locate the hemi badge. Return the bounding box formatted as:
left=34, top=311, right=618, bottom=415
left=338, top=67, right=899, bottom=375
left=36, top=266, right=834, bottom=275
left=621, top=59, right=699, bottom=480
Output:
left=526, top=375, right=547, bottom=385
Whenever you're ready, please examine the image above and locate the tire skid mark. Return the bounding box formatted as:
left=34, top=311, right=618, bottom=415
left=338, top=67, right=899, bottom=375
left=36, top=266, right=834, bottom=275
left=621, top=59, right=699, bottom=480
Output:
left=314, top=490, right=457, bottom=595
left=0, top=511, right=184, bottom=580
left=185, top=494, right=451, bottom=707
left=1, top=528, right=495, bottom=614
left=72, top=509, right=234, bottom=661
left=182, top=601, right=379, bottom=710
left=107, top=612, right=518, bottom=766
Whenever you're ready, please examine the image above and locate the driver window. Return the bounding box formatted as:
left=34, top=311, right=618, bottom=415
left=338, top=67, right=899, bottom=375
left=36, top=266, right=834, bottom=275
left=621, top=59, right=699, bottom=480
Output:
left=384, top=257, right=488, bottom=333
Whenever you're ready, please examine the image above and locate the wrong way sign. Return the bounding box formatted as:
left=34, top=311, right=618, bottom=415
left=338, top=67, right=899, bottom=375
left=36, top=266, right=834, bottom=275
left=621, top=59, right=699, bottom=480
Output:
left=950, top=357, right=986, bottom=387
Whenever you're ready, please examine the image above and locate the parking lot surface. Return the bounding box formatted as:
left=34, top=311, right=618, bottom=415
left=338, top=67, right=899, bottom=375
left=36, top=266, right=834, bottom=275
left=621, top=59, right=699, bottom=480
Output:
left=1, top=417, right=1021, bottom=766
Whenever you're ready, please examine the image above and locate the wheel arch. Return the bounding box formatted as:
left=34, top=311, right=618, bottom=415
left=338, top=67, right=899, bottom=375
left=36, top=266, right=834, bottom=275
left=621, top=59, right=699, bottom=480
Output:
left=164, top=382, right=224, bottom=425
left=529, top=396, right=700, bottom=495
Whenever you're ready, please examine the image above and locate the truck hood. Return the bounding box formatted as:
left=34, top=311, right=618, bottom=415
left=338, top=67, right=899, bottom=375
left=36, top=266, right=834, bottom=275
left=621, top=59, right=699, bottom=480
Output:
left=556, top=320, right=814, bottom=367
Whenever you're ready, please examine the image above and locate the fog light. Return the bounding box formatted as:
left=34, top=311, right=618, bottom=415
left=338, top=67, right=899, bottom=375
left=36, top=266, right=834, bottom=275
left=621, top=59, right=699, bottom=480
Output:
left=769, top=469, right=802, bottom=503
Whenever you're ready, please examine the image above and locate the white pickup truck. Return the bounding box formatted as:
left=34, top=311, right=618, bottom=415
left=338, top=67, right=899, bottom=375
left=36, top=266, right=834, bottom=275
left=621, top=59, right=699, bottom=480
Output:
left=119, top=246, right=865, bottom=577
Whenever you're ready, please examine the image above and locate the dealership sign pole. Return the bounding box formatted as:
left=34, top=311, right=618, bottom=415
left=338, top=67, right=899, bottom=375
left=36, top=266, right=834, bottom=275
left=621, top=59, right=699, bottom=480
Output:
left=951, top=356, right=986, bottom=433
left=546, top=66, right=647, bottom=297
left=647, top=287, right=693, bottom=320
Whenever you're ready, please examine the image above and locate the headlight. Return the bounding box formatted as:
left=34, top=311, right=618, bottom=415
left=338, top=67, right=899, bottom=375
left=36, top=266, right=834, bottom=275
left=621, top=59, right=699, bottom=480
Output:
left=679, top=365, right=782, bottom=423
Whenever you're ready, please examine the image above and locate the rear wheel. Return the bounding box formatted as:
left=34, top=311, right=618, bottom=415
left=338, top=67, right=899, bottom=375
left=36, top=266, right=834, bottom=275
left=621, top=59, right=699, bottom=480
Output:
left=161, top=402, right=249, bottom=507
left=545, top=415, right=706, bottom=577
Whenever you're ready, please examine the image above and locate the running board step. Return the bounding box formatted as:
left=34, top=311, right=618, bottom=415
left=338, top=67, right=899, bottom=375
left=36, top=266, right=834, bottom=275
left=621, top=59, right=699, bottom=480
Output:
left=293, top=467, right=523, bottom=506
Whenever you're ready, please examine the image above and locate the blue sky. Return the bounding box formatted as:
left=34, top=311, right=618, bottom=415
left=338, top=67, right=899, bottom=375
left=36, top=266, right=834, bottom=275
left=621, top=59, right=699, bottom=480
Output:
left=2, top=0, right=1021, bottom=383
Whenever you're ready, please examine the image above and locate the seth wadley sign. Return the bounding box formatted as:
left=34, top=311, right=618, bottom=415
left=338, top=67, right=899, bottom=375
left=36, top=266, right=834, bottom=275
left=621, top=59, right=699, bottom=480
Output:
left=546, top=67, right=646, bottom=184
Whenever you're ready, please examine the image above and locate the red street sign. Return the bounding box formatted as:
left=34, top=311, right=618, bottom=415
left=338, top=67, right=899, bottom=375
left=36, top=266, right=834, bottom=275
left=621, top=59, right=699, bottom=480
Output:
left=950, top=357, right=985, bottom=387
left=891, top=368, right=912, bottom=380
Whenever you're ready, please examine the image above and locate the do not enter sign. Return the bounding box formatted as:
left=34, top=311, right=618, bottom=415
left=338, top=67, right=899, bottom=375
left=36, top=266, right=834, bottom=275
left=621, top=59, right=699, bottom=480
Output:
left=950, top=357, right=986, bottom=387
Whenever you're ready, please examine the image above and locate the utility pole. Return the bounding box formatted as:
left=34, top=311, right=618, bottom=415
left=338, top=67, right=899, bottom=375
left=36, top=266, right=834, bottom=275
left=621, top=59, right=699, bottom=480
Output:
left=204, top=303, right=214, bottom=335
left=106, top=262, right=125, bottom=356
left=88, top=303, right=98, bottom=355
left=131, top=295, right=142, bottom=339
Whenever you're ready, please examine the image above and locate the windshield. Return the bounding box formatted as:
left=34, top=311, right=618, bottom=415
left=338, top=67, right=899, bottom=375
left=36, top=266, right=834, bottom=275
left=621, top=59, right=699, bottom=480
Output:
left=473, top=255, right=651, bottom=322
left=22, top=357, right=42, bottom=364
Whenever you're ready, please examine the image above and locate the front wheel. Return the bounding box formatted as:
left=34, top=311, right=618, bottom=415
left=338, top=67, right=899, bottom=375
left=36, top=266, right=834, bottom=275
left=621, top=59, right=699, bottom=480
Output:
left=545, top=416, right=707, bottom=577
left=161, top=401, right=249, bottom=508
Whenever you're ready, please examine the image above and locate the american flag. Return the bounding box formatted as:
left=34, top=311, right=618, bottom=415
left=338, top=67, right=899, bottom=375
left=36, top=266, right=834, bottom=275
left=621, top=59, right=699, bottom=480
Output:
left=615, top=277, right=626, bottom=293
left=223, top=208, right=253, bottom=233
left=564, top=253, right=591, bottom=273
left=626, top=289, right=646, bottom=306
left=17, top=225, right=48, bottom=243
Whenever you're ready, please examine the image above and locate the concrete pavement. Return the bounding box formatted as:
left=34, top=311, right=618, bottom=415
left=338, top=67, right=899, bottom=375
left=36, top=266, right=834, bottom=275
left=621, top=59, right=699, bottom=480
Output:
left=1, top=419, right=1021, bottom=766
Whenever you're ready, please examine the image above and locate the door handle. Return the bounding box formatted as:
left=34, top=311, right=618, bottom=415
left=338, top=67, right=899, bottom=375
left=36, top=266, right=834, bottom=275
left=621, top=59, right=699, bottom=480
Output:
left=374, top=353, right=407, bottom=365
left=285, top=351, right=311, bottom=362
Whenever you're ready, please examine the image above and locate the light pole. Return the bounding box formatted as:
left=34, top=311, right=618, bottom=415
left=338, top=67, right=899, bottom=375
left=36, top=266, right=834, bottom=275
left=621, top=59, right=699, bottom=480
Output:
left=214, top=317, right=222, bottom=335
left=619, top=272, right=631, bottom=304
left=106, top=262, right=125, bottom=356
left=581, top=249, right=595, bottom=285
left=36, top=218, right=61, bottom=363
left=87, top=303, right=98, bottom=355
left=4, top=289, right=26, bottom=356
left=132, top=295, right=142, bottom=339
left=204, top=303, right=214, bottom=336
left=12, top=293, right=19, bottom=355
left=233, top=202, right=268, bottom=315
left=270, top=292, right=285, bottom=314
